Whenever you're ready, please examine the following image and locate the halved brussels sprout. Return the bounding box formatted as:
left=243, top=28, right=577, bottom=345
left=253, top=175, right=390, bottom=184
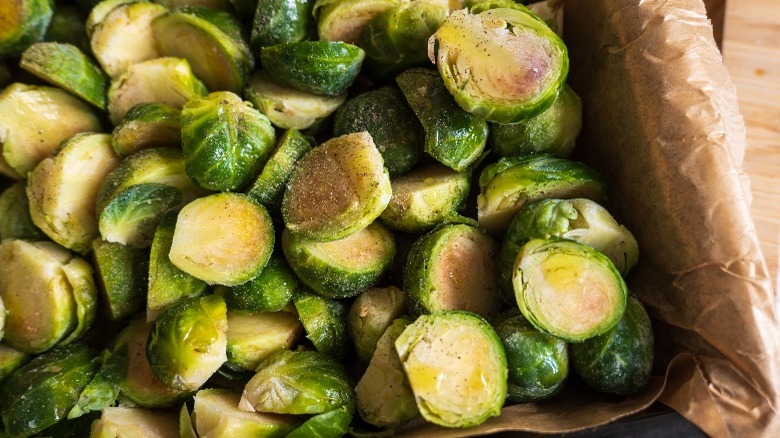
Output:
left=356, top=0, right=448, bottom=79
left=90, top=2, right=167, bottom=78
left=431, top=7, right=568, bottom=123
left=333, top=87, right=423, bottom=176
left=245, top=70, right=347, bottom=130
left=261, top=41, right=365, bottom=96
left=112, top=103, right=182, bottom=157
left=293, top=292, right=349, bottom=359
left=570, top=295, right=654, bottom=395
left=180, top=404, right=198, bottom=438
left=147, top=294, right=228, bottom=392
left=99, top=183, right=182, bottom=248
left=489, top=84, right=582, bottom=158
left=0, top=182, right=46, bottom=240
left=68, top=349, right=125, bottom=419
left=91, top=407, right=179, bottom=438
left=92, top=239, right=148, bottom=321
left=0, top=83, right=102, bottom=178
left=59, top=257, right=99, bottom=346
left=226, top=310, right=302, bottom=371
left=240, top=349, right=354, bottom=415
left=395, top=311, right=507, bottom=428
left=404, top=223, right=503, bottom=318
left=282, top=132, right=391, bottom=241
left=106, top=57, right=208, bottom=124
left=181, top=91, right=276, bottom=191
left=251, top=0, right=314, bottom=50
left=169, top=193, right=275, bottom=286
left=282, top=222, right=395, bottom=299
left=85, top=0, right=139, bottom=37
left=396, top=68, right=488, bottom=172
left=494, top=312, right=568, bottom=403
left=0, top=0, right=53, bottom=57
left=314, top=0, right=403, bottom=43
left=246, top=129, right=312, bottom=211
left=380, top=163, right=471, bottom=233
left=0, top=343, right=29, bottom=385
left=222, top=251, right=299, bottom=312
left=513, top=238, right=628, bottom=342
left=153, top=7, right=253, bottom=93
left=356, top=317, right=419, bottom=428
left=285, top=404, right=353, bottom=438
left=20, top=42, right=108, bottom=109
left=194, top=389, right=300, bottom=437
left=477, top=154, right=607, bottom=234
left=348, top=286, right=407, bottom=363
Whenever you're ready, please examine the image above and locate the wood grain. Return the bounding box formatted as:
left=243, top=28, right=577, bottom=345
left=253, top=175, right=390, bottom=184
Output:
left=722, top=0, right=780, bottom=291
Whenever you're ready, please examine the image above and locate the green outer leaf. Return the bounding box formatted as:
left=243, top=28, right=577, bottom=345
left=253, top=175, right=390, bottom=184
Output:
left=98, top=183, right=183, bottom=248
left=286, top=403, right=354, bottom=438
left=59, top=257, right=99, bottom=345
left=223, top=251, right=299, bottom=312
left=293, top=293, right=349, bottom=359
left=251, top=0, right=314, bottom=50
left=181, top=91, right=276, bottom=191
left=261, top=41, right=365, bottom=96
left=112, top=103, right=182, bottom=157
left=0, top=0, right=54, bottom=57
left=246, top=128, right=312, bottom=209
left=0, top=182, right=47, bottom=240
left=92, top=239, right=148, bottom=321
left=67, top=349, right=126, bottom=419
left=20, top=42, right=108, bottom=109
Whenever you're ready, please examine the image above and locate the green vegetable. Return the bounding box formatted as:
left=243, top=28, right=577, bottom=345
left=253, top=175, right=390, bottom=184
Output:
left=293, top=293, right=349, bottom=359
left=246, top=129, right=312, bottom=211
left=347, top=286, right=407, bottom=363
left=332, top=86, right=423, bottom=176
left=98, top=183, right=182, bottom=248
left=240, top=349, right=354, bottom=415
left=222, top=251, right=299, bottom=312
left=180, top=404, right=198, bottom=438
left=513, top=238, right=627, bottom=342
left=494, top=312, right=568, bottom=403
left=19, top=42, right=109, bottom=109
left=0, top=343, right=30, bottom=385
left=261, top=41, right=365, bottom=96
left=91, top=406, right=179, bottom=438
left=395, top=311, right=507, bottom=428
left=404, top=223, right=503, bottom=318
left=193, top=388, right=300, bottom=437
left=0, top=182, right=47, bottom=241
left=225, top=310, right=302, bottom=371
left=44, top=4, right=90, bottom=51
left=85, top=0, right=139, bottom=38
left=396, top=68, right=488, bottom=172
left=282, top=131, right=391, bottom=241
left=181, top=91, right=276, bottom=191
left=147, top=294, right=228, bottom=392
left=112, top=103, right=182, bottom=157
left=570, top=295, right=654, bottom=395
left=59, top=256, right=99, bottom=346
left=285, top=403, right=353, bottom=438
left=314, top=0, right=402, bottom=43
left=251, top=0, right=314, bottom=50
left=68, top=349, right=125, bottom=419
left=92, top=239, right=148, bottom=321
left=431, top=7, right=568, bottom=123
left=169, top=193, right=275, bottom=286
left=0, top=0, right=54, bottom=58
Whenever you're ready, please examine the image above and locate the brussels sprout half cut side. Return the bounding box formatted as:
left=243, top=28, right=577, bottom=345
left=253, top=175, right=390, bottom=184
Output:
left=0, top=0, right=53, bottom=58
left=194, top=389, right=300, bottom=437
left=91, top=406, right=179, bottom=438
left=395, top=311, right=507, bottom=428
left=282, top=131, right=391, bottom=241
left=432, top=8, right=568, bottom=123
left=314, top=0, right=403, bottom=43
left=513, top=238, right=628, bottom=342
left=225, top=310, right=302, bottom=371
left=347, top=286, right=407, bottom=363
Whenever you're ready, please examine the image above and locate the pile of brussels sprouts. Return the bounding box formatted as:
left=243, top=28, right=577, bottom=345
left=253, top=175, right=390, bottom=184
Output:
left=0, top=0, right=656, bottom=436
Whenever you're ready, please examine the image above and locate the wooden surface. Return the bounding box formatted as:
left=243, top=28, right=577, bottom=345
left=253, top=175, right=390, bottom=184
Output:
left=722, top=0, right=780, bottom=291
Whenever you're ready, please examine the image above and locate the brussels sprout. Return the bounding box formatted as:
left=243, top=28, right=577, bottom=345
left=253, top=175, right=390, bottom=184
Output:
left=282, top=132, right=391, bottom=241
left=396, top=68, right=488, bottom=172
left=147, top=294, right=228, bottom=391
left=169, top=193, right=275, bottom=286
left=193, top=389, right=300, bottom=437
left=20, top=42, right=108, bottom=109
left=0, top=0, right=53, bottom=57
left=356, top=0, right=448, bottom=79
left=85, top=0, right=137, bottom=37
left=282, top=222, right=395, bottom=299
left=0, top=344, right=98, bottom=438
left=395, top=311, right=507, bottom=428
left=147, top=211, right=208, bottom=321
left=251, top=0, right=314, bottom=50
left=490, top=84, right=582, bottom=158
left=244, top=70, right=346, bottom=130
left=380, top=163, right=471, bottom=233
left=223, top=251, right=299, bottom=312
left=44, top=4, right=90, bottom=51
left=477, top=154, right=607, bottom=234
left=498, top=198, right=639, bottom=301
left=493, top=312, right=568, bottom=403
left=180, top=404, right=198, bottom=438
left=347, top=286, right=407, bottom=363
left=68, top=349, right=125, bottom=419
left=513, top=238, right=627, bottom=342
left=431, top=8, right=568, bottom=123
left=90, top=2, right=167, bottom=78
left=293, top=293, right=349, bottom=359
left=0, top=343, right=30, bottom=385
left=240, top=349, right=354, bottom=415
left=404, top=223, right=503, bottom=318
left=226, top=310, right=302, bottom=371
left=92, top=240, right=148, bottom=321
left=112, top=103, right=182, bottom=157
left=245, top=131, right=311, bottom=213
left=571, top=296, right=654, bottom=395
left=91, top=407, right=179, bottom=438
left=261, top=41, right=365, bottom=96
left=0, top=83, right=103, bottom=178
left=106, top=57, right=208, bottom=124
left=156, top=0, right=235, bottom=10
left=355, top=317, right=419, bottom=427
left=153, top=7, right=254, bottom=93
left=181, top=91, right=276, bottom=191
left=59, top=257, right=99, bottom=346
left=314, top=0, right=403, bottom=43
left=285, top=403, right=353, bottom=438
left=0, top=182, right=46, bottom=240
left=333, top=87, right=423, bottom=176
left=99, top=183, right=182, bottom=248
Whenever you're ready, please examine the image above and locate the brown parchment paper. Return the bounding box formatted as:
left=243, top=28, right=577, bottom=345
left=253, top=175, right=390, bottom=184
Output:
left=401, top=0, right=779, bottom=436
